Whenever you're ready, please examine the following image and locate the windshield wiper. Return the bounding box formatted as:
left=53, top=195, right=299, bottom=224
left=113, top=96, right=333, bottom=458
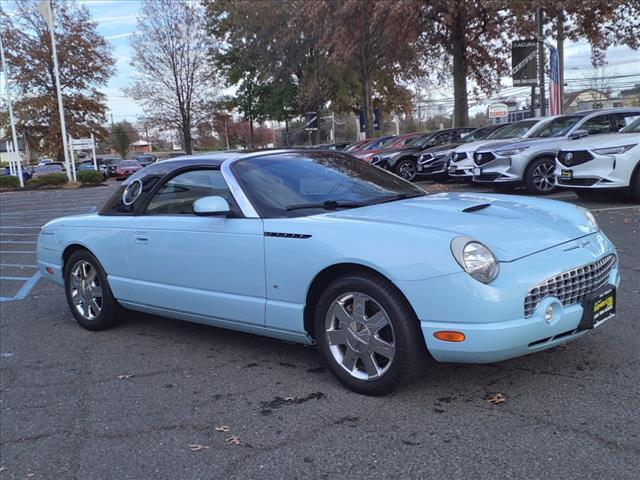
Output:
left=372, top=193, right=425, bottom=205
left=285, top=200, right=366, bottom=211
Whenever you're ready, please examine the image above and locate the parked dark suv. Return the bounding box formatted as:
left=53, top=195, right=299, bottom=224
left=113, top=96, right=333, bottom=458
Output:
left=369, top=128, right=476, bottom=181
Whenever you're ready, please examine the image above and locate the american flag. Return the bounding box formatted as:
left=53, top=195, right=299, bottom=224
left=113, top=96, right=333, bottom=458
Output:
left=548, top=46, right=561, bottom=115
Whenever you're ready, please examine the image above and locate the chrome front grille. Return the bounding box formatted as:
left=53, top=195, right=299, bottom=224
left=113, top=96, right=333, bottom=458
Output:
left=524, top=254, right=616, bottom=318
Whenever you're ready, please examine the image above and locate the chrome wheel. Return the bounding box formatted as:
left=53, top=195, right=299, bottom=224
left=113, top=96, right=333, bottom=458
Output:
left=324, top=292, right=395, bottom=381
left=69, top=260, right=103, bottom=320
left=397, top=161, right=417, bottom=181
left=532, top=161, right=556, bottom=192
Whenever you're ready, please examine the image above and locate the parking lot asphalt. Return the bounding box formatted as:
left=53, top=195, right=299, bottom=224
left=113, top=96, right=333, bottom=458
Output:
left=1, top=180, right=639, bottom=479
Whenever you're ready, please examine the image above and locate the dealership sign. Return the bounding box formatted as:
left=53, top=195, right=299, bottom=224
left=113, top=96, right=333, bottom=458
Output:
left=512, top=40, right=538, bottom=87
left=488, top=103, right=509, bottom=119
left=69, top=137, right=95, bottom=150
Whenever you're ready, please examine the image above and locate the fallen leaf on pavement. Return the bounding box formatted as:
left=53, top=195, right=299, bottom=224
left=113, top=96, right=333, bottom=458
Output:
left=189, top=444, right=211, bottom=451
left=226, top=435, right=241, bottom=445
left=485, top=392, right=507, bottom=404
left=623, top=218, right=635, bottom=224
left=117, top=374, right=135, bottom=380
left=215, top=425, right=230, bottom=432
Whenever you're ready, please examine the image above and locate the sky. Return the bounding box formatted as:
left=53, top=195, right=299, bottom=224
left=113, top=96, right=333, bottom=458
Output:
left=81, top=0, right=640, bottom=124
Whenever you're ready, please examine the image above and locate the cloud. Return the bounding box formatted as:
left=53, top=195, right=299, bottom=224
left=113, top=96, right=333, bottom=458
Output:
left=95, top=14, right=137, bottom=26
left=106, top=33, right=132, bottom=40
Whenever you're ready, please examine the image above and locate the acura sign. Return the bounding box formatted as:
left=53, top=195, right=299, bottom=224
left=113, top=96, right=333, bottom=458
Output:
left=512, top=40, right=538, bottom=87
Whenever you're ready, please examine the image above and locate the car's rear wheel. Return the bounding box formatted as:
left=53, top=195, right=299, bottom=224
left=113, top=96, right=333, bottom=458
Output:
left=524, top=157, right=557, bottom=194
left=64, top=250, right=123, bottom=331
left=315, top=272, right=427, bottom=395
left=394, top=159, right=417, bottom=182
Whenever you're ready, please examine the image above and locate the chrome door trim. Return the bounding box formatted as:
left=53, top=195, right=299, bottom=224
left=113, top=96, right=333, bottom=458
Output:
left=221, top=157, right=260, bottom=218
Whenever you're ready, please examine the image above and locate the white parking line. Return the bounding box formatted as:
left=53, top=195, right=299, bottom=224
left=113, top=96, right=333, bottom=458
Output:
left=591, top=205, right=640, bottom=212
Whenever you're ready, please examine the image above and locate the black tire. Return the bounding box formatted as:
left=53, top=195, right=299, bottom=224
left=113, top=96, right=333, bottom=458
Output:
left=524, top=157, right=557, bottom=194
left=64, top=250, right=124, bottom=331
left=491, top=183, right=516, bottom=193
left=630, top=169, right=640, bottom=203
left=314, top=272, right=428, bottom=395
left=394, top=158, right=418, bottom=182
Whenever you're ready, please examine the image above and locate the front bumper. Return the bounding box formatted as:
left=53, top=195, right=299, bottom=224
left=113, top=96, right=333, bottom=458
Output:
left=555, top=155, right=631, bottom=189
left=447, top=159, right=473, bottom=178
left=395, top=231, right=619, bottom=363
left=472, top=153, right=527, bottom=183
left=417, top=154, right=449, bottom=176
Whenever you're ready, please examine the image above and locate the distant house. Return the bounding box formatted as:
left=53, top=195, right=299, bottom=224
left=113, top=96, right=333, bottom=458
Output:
left=563, top=89, right=612, bottom=112
left=108, top=139, right=152, bottom=156
left=0, top=133, right=28, bottom=164
left=130, top=140, right=152, bottom=154
left=563, top=88, right=639, bottom=112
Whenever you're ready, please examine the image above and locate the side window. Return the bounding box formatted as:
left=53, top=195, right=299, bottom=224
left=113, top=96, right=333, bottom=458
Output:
left=433, top=133, right=450, bottom=145
left=613, top=112, right=640, bottom=131
left=145, top=169, right=238, bottom=215
left=581, top=115, right=612, bottom=135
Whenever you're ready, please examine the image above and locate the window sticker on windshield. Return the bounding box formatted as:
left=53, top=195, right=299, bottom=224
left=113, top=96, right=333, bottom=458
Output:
left=122, top=179, right=143, bottom=205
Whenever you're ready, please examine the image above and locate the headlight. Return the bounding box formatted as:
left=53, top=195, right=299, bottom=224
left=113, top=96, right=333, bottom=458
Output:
left=577, top=206, right=598, bottom=230
left=592, top=144, right=637, bottom=155
left=495, top=146, right=530, bottom=156
left=450, top=237, right=499, bottom=284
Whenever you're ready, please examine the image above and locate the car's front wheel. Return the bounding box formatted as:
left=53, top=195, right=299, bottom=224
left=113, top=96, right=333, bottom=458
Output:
left=315, top=272, right=427, bottom=395
left=394, top=159, right=417, bottom=182
left=524, top=157, right=557, bottom=194
left=64, top=250, right=123, bottom=331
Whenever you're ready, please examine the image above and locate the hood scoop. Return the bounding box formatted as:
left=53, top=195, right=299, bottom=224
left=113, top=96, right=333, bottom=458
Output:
left=462, top=203, right=492, bottom=213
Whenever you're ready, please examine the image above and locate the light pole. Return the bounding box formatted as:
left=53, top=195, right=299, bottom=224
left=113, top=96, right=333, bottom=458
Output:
left=37, top=0, right=72, bottom=179
left=0, top=35, right=25, bottom=187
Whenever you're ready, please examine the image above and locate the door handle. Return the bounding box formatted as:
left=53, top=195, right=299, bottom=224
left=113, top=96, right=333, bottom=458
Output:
left=134, top=232, right=149, bottom=244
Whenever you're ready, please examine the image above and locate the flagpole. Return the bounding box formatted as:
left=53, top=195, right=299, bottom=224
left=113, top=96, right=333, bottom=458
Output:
left=40, top=0, right=72, bottom=179
left=0, top=35, right=25, bottom=188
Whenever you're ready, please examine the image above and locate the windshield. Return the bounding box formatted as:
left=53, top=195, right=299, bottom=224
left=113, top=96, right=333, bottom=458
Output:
left=121, top=160, right=140, bottom=167
left=36, top=165, right=62, bottom=173
left=233, top=152, right=426, bottom=218
left=621, top=116, right=640, bottom=133
left=530, top=115, right=584, bottom=138
left=361, top=136, right=395, bottom=151
left=461, top=126, right=501, bottom=143
left=405, top=133, right=436, bottom=148
left=490, top=120, right=538, bottom=139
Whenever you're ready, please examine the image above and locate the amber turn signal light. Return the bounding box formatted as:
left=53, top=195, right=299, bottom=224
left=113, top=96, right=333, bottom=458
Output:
left=433, top=331, right=465, bottom=342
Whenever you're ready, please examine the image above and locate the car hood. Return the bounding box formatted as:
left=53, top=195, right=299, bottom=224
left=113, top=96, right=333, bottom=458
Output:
left=560, top=132, right=640, bottom=150
left=418, top=143, right=461, bottom=155
left=476, top=137, right=566, bottom=152
left=324, top=193, right=595, bottom=262
left=453, top=138, right=517, bottom=154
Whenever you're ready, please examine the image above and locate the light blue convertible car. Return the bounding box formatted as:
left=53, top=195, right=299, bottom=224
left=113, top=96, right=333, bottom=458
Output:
left=37, top=150, right=620, bottom=394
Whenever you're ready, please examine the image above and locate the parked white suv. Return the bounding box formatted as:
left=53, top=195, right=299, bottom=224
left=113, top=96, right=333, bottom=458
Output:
left=555, top=116, right=640, bottom=201
left=447, top=117, right=553, bottom=180
left=472, top=108, right=640, bottom=194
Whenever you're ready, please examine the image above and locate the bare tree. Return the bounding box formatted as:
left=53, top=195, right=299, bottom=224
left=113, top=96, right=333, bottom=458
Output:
left=126, top=0, right=219, bottom=155
left=581, top=65, right=615, bottom=105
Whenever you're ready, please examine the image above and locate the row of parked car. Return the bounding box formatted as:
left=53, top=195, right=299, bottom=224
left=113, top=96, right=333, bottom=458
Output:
left=314, top=107, right=640, bottom=201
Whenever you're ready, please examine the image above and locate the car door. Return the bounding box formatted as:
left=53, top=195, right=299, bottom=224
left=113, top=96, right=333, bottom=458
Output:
left=579, top=114, right=614, bottom=135
left=124, top=168, right=266, bottom=326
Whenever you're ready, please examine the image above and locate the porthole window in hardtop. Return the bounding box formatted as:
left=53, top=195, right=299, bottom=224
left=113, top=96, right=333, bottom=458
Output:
left=122, top=179, right=143, bottom=205
left=145, top=169, right=240, bottom=215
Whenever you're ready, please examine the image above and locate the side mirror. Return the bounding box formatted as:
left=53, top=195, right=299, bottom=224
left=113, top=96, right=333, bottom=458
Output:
left=569, top=129, right=588, bottom=140
left=193, top=196, right=230, bottom=217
